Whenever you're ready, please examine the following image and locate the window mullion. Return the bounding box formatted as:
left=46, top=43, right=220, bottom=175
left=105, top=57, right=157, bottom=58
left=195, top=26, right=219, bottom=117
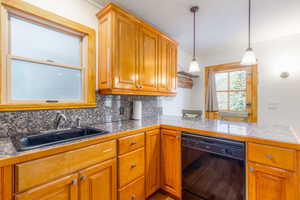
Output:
left=9, top=55, right=83, bottom=70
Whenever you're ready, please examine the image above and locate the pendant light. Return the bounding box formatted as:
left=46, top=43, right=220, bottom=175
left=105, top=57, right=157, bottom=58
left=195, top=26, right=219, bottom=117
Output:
left=189, top=6, right=200, bottom=73
left=241, top=0, right=257, bottom=65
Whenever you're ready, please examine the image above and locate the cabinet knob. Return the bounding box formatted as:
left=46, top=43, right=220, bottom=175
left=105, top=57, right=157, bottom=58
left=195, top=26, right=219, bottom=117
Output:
left=72, top=180, right=78, bottom=185
left=80, top=175, right=87, bottom=181
left=131, top=164, right=137, bottom=169
left=131, top=194, right=136, bottom=200
left=266, top=154, right=273, bottom=159
left=130, top=141, right=137, bottom=146
left=249, top=167, right=254, bottom=172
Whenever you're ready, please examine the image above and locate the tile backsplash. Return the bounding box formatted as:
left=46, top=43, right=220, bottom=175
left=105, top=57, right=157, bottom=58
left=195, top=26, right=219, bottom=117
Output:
left=0, top=94, right=162, bottom=137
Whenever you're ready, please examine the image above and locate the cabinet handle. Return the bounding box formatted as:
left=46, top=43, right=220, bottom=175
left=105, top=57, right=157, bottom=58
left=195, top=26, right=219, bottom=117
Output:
left=266, top=154, right=273, bottom=159
left=131, top=164, right=137, bottom=169
left=249, top=167, right=254, bottom=172
left=80, top=175, right=87, bottom=181
left=176, top=136, right=181, bottom=139
left=102, top=148, right=112, bottom=153
left=72, top=180, right=78, bottom=185
left=131, top=194, right=136, bottom=200
left=130, top=141, right=137, bottom=146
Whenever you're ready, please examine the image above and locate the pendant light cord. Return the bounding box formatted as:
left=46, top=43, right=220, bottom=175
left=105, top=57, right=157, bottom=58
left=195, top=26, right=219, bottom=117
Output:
left=193, top=10, right=196, bottom=59
left=248, top=0, right=251, bottom=49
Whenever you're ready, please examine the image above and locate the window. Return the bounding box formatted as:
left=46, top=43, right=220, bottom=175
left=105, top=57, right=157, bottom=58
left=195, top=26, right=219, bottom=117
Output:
left=215, top=70, right=247, bottom=111
left=0, top=0, right=96, bottom=111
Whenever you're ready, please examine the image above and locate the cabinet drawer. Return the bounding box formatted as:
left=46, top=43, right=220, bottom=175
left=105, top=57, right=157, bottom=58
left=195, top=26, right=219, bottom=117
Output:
left=118, top=133, right=144, bottom=155
left=118, top=148, right=145, bottom=187
left=119, top=176, right=145, bottom=200
left=15, top=140, right=116, bottom=192
left=247, top=143, right=296, bottom=171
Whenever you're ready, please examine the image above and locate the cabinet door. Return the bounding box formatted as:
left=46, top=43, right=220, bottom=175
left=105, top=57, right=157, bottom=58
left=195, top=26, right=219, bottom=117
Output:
left=158, top=37, right=168, bottom=92
left=248, top=162, right=297, bottom=200
left=79, top=159, right=117, bottom=200
left=158, top=37, right=177, bottom=93
left=138, top=26, right=158, bottom=91
left=145, top=129, right=161, bottom=197
left=167, top=43, right=177, bottom=92
left=98, top=13, right=112, bottom=90
left=161, top=129, right=181, bottom=198
left=114, top=12, right=138, bottom=90
left=0, top=166, right=12, bottom=200
left=15, top=174, right=78, bottom=200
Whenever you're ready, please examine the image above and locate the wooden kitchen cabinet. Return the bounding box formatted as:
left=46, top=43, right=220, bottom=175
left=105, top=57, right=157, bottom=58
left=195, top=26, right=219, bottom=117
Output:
left=15, top=174, right=78, bottom=200
left=97, top=3, right=178, bottom=96
left=138, top=26, right=159, bottom=91
left=161, top=129, right=181, bottom=198
left=158, top=37, right=177, bottom=93
left=248, top=162, right=297, bottom=200
left=79, top=159, right=117, bottom=200
left=113, top=11, right=138, bottom=90
left=145, top=129, right=161, bottom=197
left=0, top=166, right=13, bottom=200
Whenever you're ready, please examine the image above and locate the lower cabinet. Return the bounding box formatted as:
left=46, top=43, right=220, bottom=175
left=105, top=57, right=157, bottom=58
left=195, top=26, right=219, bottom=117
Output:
left=161, top=129, right=181, bottom=198
left=15, top=174, right=79, bottom=200
left=79, top=159, right=117, bottom=200
left=145, top=129, right=161, bottom=197
left=119, top=176, right=145, bottom=200
left=248, top=162, right=297, bottom=200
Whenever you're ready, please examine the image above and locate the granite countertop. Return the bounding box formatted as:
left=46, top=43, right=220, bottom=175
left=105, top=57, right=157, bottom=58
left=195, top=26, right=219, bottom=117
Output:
left=0, top=115, right=300, bottom=159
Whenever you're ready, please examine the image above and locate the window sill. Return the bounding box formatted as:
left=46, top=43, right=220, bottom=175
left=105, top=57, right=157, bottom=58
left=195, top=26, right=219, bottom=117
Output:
left=0, top=103, right=97, bottom=111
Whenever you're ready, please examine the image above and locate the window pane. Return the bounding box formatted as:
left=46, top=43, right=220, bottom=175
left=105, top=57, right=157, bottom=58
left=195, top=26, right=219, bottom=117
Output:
left=229, top=92, right=246, bottom=111
left=217, top=92, right=228, bottom=110
left=230, top=71, right=246, bottom=90
left=215, top=72, right=228, bottom=91
left=12, top=60, right=82, bottom=101
left=10, top=17, right=81, bottom=66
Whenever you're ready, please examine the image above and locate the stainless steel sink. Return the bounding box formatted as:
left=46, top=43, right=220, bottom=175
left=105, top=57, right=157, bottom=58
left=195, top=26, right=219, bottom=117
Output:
left=14, top=127, right=109, bottom=151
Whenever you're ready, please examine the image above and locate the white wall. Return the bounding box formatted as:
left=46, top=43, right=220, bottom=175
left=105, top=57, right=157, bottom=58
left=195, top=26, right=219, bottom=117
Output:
left=191, top=34, right=300, bottom=130
left=23, top=0, right=99, bottom=29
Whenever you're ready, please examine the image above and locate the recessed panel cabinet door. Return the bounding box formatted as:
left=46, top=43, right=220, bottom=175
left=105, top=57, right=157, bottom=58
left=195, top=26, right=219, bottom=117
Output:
left=114, top=12, right=137, bottom=90
left=168, top=43, right=177, bottom=92
left=161, top=129, right=181, bottom=198
left=248, top=162, right=297, bottom=200
left=139, top=26, right=158, bottom=91
left=15, top=174, right=78, bottom=200
left=145, top=129, right=161, bottom=197
left=79, top=159, right=117, bottom=200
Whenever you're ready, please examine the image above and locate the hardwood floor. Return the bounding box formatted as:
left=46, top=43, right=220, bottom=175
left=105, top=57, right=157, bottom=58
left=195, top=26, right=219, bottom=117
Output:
left=148, top=192, right=175, bottom=200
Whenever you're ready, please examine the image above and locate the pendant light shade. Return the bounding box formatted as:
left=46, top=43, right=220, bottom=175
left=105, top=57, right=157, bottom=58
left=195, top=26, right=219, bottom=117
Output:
left=241, top=0, right=257, bottom=66
left=189, top=6, right=200, bottom=73
left=189, top=59, right=200, bottom=73
left=241, top=47, right=257, bottom=65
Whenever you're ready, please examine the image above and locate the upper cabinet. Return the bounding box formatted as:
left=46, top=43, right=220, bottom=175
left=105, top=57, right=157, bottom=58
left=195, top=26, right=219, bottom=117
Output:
left=97, top=3, right=178, bottom=96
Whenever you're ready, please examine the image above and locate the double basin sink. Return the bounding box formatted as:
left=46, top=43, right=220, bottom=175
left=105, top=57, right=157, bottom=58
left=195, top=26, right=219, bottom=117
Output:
left=14, top=127, right=109, bottom=151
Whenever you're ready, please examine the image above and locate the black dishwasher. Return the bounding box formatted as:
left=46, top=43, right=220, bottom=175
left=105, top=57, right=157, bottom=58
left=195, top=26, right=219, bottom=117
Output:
left=182, top=132, right=245, bottom=200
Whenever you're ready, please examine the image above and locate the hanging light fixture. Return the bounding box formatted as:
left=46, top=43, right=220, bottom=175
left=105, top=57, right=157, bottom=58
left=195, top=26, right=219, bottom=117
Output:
left=189, top=6, right=200, bottom=73
left=241, top=0, right=257, bottom=65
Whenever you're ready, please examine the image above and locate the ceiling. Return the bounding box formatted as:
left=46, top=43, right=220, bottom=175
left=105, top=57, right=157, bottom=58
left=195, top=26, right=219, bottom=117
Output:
left=90, top=0, right=300, bottom=56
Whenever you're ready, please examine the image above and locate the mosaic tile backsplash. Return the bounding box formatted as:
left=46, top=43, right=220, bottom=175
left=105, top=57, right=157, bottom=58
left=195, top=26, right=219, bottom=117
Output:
left=0, top=94, right=163, bottom=137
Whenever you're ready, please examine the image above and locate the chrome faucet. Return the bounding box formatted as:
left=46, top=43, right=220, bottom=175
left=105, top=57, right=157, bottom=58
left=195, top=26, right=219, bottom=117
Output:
left=54, top=112, right=67, bottom=130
